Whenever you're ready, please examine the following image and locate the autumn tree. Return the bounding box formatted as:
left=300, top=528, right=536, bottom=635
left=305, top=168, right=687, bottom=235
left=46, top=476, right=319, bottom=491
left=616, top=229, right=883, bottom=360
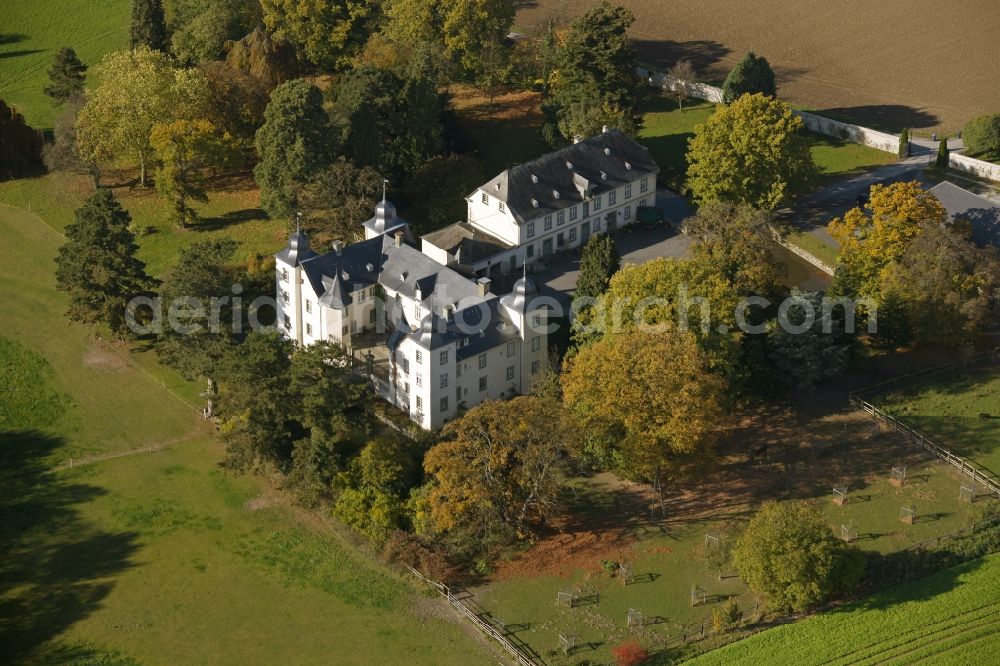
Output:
left=441, top=0, right=515, bottom=81
left=55, top=189, right=155, bottom=335
left=259, top=0, right=379, bottom=70
left=151, top=119, right=238, bottom=227
left=562, top=329, right=724, bottom=483
left=43, top=102, right=101, bottom=187
left=224, top=26, right=300, bottom=89
left=884, top=222, right=1000, bottom=345
left=43, top=47, right=87, bottom=105
left=254, top=79, right=336, bottom=218
left=419, top=396, right=579, bottom=551
left=199, top=62, right=270, bottom=145
left=158, top=239, right=240, bottom=417
left=334, top=438, right=417, bottom=542
left=686, top=93, right=816, bottom=210
left=574, top=233, right=621, bottom=303
left=75, top=47, right=209, bottom=186
left=217, top=331, right=295, bottom=471
left=721, top=51, right=776, bottom=104
left=129, top=0, right=168, bottom=52
left=828, top=181, right=947, bottom=297
left=668, top=59, right=696, bottom=111
left=732, top=502, right=865, bottom=612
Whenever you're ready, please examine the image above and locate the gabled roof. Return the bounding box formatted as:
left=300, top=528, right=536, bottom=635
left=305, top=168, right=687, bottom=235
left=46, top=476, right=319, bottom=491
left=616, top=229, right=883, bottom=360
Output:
left=474, top=129, right=659, bottom=223
left=929, top=181, right=1000, bottom=249
left=297, top=234, right=488, bottom=316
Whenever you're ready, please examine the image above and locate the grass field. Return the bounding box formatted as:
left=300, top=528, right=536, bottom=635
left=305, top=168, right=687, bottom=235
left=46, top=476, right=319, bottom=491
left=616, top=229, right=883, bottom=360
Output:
left=686, top=553, right=1000, bottom=665
left=473, top=408, right=988, bottom=664
left=0, top=0, right=130, bottom=129
left=879, top=364, right=1000, bottom=475
left=0, top=173, right=286, bottom=278
left=516, top=0, right=1000, bottom=134
left=783, top=229, right=840, bottom=267
left=0, top=204, right=491, bottom=664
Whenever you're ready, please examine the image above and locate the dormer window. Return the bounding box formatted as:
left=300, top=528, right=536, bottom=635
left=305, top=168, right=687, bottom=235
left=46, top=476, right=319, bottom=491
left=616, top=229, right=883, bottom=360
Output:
left=531, top=198, right=539, bottom=208
left=530, top=174, right=538, bottom=183
left=553, top=190, right=560, bottom=199
left=600, top=170, right=607, bottom=180
left=604, top=147, right=611, bottom=156
left=625, top=161, right=632, bottom=170
left=495, top=182, right=501, bottom=191
left=566, top=160, right=573, bottom=170
left=400, top=271, right=407, bottom=281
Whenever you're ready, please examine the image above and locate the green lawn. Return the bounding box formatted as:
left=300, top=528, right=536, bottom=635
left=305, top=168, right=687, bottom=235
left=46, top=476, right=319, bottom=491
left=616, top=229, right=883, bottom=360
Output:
left=0, top=173, right=286, bottom=278
left=0, top=0, right=130, bottom=129
left=637, top=96, right=897, bottom=194
left=783, top=229, right=840, bottom=267
left=0, top=205, right=490, bottom=664
left=686, top=553, right=1000, bottom=665
left=878, top=364, right=1000, bottom=475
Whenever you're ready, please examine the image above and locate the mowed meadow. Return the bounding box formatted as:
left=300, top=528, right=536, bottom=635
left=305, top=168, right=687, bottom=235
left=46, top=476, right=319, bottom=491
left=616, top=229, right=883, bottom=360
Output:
left=0, top=207, right=491, bottom=663
left=516, top=0, right=1000, bottom=133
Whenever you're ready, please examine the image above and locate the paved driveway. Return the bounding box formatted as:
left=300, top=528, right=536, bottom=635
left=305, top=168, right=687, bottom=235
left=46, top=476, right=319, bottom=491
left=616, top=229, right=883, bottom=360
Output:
left=533, top=189, right=694, bottom=308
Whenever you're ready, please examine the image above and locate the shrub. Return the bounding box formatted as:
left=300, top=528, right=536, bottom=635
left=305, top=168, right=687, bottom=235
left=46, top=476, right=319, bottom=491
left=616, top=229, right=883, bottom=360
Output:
left=611, top=639, right=648, bottom=666
left=898, top=128, right=910, bottom=158
left=935, top=135, right=950, bottom=168
left=963, top=114, right=1000, bottom=158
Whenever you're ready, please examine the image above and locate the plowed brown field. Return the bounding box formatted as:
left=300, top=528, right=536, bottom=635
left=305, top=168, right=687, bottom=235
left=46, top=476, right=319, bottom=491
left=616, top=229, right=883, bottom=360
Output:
left=517, top=0, right=1000, bottom=133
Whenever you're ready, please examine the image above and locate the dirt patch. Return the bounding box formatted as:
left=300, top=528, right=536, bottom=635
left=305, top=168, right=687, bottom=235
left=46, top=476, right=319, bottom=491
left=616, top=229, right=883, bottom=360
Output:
left=517, top=0, right=1000, bottom=133
left=244, top=496, right=273, bottom=512
left=82, top=342, right=128, bottom=372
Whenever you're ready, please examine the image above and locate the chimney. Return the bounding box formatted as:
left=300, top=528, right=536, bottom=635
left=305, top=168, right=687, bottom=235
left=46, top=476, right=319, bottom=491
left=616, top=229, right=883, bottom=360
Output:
left=602, top=125, right=609, bottom=133
left=394, top=231, right=404, bottom=247
left=332, top=240, right=343, bottom=255
left=477, top=277, right=491, bottom=298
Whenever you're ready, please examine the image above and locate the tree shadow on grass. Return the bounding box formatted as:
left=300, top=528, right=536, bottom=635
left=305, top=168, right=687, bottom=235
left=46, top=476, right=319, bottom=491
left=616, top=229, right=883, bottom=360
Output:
left=848, top=555, right=986, bottom=613
left=0, top=430, right=140, bottom=663
left=196, top=208, right=269, bottom=231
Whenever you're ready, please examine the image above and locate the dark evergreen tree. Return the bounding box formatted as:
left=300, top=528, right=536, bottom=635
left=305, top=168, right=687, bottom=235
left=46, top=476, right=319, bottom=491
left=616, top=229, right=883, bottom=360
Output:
left=766, top=290, right=849, bottom=390
left=574, top=233, right=621, bottom=302
left=217, top=331, right=296, bottom=470
left=335, top=65, right=443, bottom=183
left=898, top=127, right=910, bottom=158
left=158, top=239, right=240, bottom=418
left=55, top=189, right=155, bottom=335
left=936, top=135, right=950, bottom=168
left=130, top=0, right=168, bottom=52
left=43, top=47, right=87, bottom=105
left=254, top=79, right=336, bottom=218
left=869, top=289, right=912, bottom=351
left=721, top=51, right=776, bottom=104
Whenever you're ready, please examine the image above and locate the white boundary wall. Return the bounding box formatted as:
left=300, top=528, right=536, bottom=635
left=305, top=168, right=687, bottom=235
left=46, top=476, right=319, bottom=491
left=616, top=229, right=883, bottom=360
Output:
left=637, top=66, right=1000, bottom=182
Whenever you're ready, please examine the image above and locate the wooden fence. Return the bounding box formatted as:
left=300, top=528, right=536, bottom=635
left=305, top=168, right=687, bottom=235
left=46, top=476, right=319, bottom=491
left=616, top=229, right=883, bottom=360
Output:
left=849, top=349, right=1000, bottom=498
left=406, top=567, right=545, bottom=666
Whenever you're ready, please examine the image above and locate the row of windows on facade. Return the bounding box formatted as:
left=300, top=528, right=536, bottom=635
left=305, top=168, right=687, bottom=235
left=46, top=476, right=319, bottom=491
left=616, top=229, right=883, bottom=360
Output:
left=482, top=177, right=649, bottom=215
left=404, top=337, right=540, bottom=373
left=524, top=199, right=646, bottom=241
left=408, top=359, right=543, bottom=413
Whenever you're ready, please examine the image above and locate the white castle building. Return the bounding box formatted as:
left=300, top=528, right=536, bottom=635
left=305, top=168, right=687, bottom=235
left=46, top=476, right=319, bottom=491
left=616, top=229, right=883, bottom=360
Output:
left=275, top=129, right=659, bottom=429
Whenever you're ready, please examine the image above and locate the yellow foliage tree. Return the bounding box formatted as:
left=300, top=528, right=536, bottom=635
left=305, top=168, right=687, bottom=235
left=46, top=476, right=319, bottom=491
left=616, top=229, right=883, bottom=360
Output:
left=686, top=93, right=816, bottom=210
left=829, top=181, right=947, bottom=297
left=561, top=329, right=724, bottom=482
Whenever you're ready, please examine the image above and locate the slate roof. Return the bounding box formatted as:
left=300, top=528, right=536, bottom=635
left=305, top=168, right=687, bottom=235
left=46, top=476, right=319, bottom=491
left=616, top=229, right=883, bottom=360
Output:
left=474, top=129, right=659, bottom=224
left=929, top=181, right=1000, bottom=249
left=421, top=221, right=515, bottom=265
left=294, top=234, right=489, bottom=319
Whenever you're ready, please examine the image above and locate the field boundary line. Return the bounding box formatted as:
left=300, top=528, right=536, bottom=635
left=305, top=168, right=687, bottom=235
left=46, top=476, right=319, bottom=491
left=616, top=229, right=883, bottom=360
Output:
left=53, top=432, right=200, bottom=471
left=849, top=349, right=1000, bottom=497
left=406, top=567, right=545, bottom=666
